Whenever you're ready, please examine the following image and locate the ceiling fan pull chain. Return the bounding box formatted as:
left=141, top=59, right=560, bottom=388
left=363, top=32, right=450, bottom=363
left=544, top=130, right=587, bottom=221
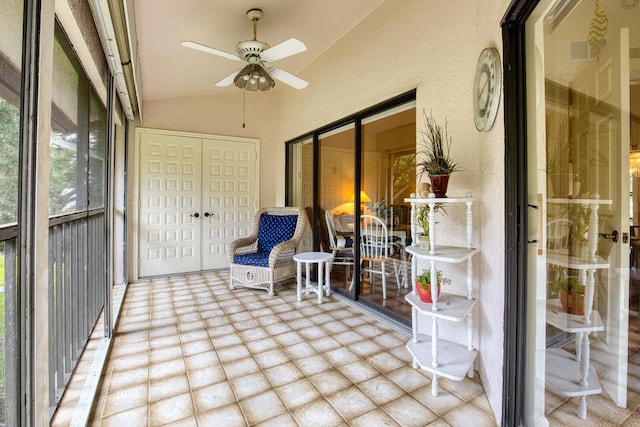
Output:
left=242, top=88, right=246, bottom=128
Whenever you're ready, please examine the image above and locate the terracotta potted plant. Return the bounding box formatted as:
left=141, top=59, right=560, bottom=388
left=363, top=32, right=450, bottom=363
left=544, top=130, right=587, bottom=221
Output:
left=550, top=276, right=585, bottom=315
left=417, top=109, right=458, bottom=198
left=415, top=269, right=451, bottom=303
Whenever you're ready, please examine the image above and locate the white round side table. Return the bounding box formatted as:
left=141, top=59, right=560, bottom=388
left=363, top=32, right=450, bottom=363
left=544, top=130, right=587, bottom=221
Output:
left=293, top=252, right=333, bottom=303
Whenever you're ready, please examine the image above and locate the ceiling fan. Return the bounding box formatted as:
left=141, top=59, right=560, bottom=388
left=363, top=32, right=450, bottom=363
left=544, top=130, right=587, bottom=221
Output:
left=181, top=8, right=308, bottom=91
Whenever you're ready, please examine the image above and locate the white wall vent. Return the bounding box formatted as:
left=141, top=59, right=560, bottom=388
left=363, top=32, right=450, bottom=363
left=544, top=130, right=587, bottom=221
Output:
left=568, top=39, right=599, bottom=63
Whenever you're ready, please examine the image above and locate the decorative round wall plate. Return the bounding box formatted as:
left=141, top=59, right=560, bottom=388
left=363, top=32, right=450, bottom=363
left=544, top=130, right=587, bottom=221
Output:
left=473, top=47, right=502, bottom=131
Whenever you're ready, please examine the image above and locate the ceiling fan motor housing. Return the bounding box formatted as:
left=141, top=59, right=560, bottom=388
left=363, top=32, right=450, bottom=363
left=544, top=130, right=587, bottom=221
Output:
left=236, top=40, right=269, bottom=62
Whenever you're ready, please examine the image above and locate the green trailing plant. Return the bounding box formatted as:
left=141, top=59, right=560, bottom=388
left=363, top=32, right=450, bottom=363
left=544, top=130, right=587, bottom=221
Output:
left=546, top=119, right=571, bottom=175
left=417, top=109, right=458, bottom=178
left=415, top=203, right=446, bottom=235
left=548, top=276, right=585, bottom=295
left=416, top=269, right=451, bottom=290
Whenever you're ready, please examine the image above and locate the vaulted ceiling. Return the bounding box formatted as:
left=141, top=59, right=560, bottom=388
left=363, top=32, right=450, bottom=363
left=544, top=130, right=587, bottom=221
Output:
left=133, top=0, right=385, bottom=101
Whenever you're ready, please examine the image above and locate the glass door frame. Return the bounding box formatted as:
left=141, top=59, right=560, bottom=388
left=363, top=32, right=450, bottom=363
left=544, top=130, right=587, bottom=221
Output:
left=501, top=1, right=540, bottom=426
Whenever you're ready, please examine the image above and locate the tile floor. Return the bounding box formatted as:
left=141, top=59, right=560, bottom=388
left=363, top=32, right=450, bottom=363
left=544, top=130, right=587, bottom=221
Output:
left=52, top=270, right=496, bottom=426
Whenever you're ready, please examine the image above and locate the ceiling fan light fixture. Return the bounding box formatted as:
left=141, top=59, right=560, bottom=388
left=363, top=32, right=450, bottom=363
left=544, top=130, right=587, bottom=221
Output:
left=234, top=63, right=275, bottom=91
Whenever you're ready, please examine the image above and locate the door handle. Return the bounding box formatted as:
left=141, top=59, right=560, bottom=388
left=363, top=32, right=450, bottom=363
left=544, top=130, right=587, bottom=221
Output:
left=599, top=230, right=619, bottom=243
left=190, top=212, right=200, bottom=218
left=204, top=212, right=213, bottom=217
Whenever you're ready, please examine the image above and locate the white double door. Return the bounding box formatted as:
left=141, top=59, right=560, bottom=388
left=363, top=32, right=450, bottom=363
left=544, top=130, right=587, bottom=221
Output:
left=137, top=129, right=258, bottom=277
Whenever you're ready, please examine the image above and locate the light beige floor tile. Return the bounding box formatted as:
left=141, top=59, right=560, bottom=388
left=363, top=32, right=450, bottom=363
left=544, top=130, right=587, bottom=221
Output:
left=442, top=402, right=497, bottom=427
left=102, top=383, right=148, bottom=418
left=334, top=330, right=366, bottom=346
left=196, top=403, right=247, bottom=427
left=349, top=339, right=383, bottom=357
left=411, top=385, right=464, bottom=417
left=254, top=412, right=299, bottom=427
left=383, top=394, right=438, bottom=427
left=239, top=326, right=269, bottom=342
left=230, top=372, right=272, bottom=400
left=192, top=381, right=236, bottom=413
left=298, top=325, right=328, bottom=340
left=387, top=365, right=431, bottom=392
left=182, top=337, right=213, bottom=356
left=359, top=375, right=406, bottom=405
left=470, top=391, right=495, bottom=418
left=366, top=352, right=405, bottom=373
left=274, top=331, right=304, bottom=346
left=296, top=354, right=333, bottom=377
left=223, top=356, right=260, bottom=379
left=181, top=329, right=210, bottom=344
left=283, top=341, right=318, bottom=359
left=439, top=376, right=485, bottom=402
left=149, top=333, right=181, bottom=349
left=324, top=347, right=360, bottom=366
left=211, top=332, right=243, bottom=348
left=292, top=398, right=344, bottom=427
left=264, top=361, right=305, bottom=387
left=98, top=405, right=148, bottom=427
left=161, top=414, right=198, bottom=426
left=149, top=358, right=186, bottom=381
left=149, top=373, right=190, bottom=403
left=276, top=378, right=322, bottom=409
left=246, top=337, right=279, bottom=353
left=254, top=348, right=291, bottom=369
left=188, top=365, right=227, bottom=390
left=216, top=343, right=251, bottom=362
left=240, top=390, right=288, bottom=425
left=326, top=385, right=377, bottom=419
left=185, top=349, right=220, bottom=371
left=338, top=360, right=380, bottom=384
left=350, top=408, right=401, bottom=427
left=309, top=336, right=342, bottom=353
left=308, top=369, right=353, bottom=395
left=150, top=344, right=183, bottom=364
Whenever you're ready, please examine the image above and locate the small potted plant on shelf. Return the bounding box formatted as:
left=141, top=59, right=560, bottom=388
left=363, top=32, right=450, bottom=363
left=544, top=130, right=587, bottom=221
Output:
left=415, top=203, right=446, bottom=250
left=417, top=109, right=458, bottom=198
left=416, top=269, right=451, bottom=303
left=549, top=276, right=585, bottom=315
left=546, top=119, right=580, bottom=198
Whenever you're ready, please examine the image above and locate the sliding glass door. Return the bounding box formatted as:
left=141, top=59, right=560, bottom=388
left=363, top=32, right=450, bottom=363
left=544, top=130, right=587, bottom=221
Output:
left=286, top=93, right=416, bottom=322
left=523, top=0, right=639, bottom=423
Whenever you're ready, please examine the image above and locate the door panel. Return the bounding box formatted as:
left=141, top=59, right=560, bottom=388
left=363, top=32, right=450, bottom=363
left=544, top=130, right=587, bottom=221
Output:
left=138, top=130, right=259, bottom=276
left=201, top=139, right=258, bottom=269
left=139, top=133, right=202, bottom=276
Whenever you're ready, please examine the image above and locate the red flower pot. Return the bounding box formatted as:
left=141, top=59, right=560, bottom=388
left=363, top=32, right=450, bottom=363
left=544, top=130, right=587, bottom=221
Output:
left=416, top=282, right=441, bottom=303
left=559, top=290, right=584, bottom=315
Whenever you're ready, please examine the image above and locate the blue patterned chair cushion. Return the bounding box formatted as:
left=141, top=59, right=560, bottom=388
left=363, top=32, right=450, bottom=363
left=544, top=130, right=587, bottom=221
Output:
left=257, top=214, right=298, bottom=252
left=234, top=251, right=270, bottom=267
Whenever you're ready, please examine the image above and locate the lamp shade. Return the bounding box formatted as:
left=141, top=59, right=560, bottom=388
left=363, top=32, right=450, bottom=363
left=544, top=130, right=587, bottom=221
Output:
left=349, top=191, right=372, bottom=203
left=631, top=150, right=640, bottom=177
left=234, top=64, right=275, bottom=91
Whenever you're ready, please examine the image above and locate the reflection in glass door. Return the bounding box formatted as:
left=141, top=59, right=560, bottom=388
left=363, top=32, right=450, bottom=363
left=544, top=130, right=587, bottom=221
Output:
left=319, top=124, right=357, bottom=299
left=359, top=105, right=416, bottom=319
left=525, top=0, right=638, bottom=423
left=285, top=95, right=416, bottom=322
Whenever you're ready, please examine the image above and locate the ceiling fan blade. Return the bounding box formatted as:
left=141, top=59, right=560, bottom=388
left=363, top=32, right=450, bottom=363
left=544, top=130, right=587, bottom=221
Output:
left=181, top=41, right=241, bottom=62
left=215, top=69, right=242, bottom=87
left=261, top=38, right=307, bottom=62
left=268, top=68, right=308, bottom=90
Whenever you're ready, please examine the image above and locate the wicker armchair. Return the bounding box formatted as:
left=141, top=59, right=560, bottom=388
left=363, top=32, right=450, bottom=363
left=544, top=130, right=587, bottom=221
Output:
left=227, top=207, right=307, bottom=296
